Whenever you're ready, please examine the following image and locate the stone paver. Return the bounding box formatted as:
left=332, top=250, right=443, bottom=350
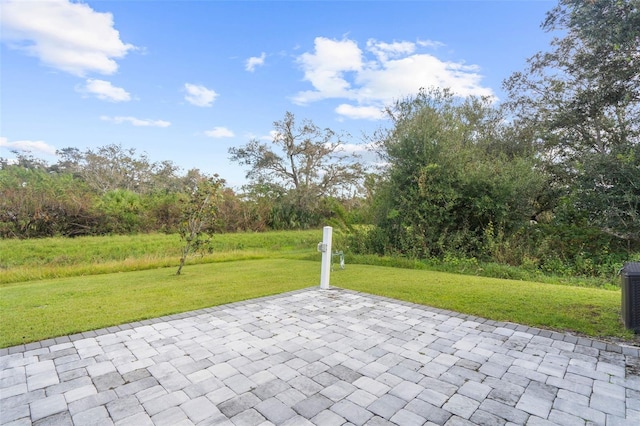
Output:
left=2, top=287, right=639, bottom=425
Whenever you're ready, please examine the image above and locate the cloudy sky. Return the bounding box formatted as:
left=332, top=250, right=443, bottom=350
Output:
left=1, top=0, right=555, bottom=187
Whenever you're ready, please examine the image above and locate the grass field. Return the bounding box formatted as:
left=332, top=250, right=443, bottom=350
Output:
left=0, top=230, right=319, bottom=283
left=1, top=231, right=636, bottom=348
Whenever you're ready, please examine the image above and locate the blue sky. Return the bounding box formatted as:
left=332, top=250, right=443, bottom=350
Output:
left=1, top=0, right=556, bottom=188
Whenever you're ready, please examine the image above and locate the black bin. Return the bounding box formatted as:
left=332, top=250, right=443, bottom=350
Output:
left=622, top=262, right=640, bottom=332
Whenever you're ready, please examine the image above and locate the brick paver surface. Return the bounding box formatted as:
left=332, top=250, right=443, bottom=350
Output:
left=2, top=288, right=639, bottom=425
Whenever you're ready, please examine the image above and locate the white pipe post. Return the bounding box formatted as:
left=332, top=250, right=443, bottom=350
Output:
left=320, top=226, right=333, bottom=289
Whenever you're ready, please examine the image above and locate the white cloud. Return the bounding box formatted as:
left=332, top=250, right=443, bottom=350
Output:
left=253, top=130, right=280, bottom=141
left=334, top=142, right=374, bottom=154
left=331, top=141, right=380, bottom=166
left=0, top=0, right=134, bottom=76
left=417, top=39, right=445, bottom=49
left=245, top=52, right=266, bottom=72
left=294, top=36, right=495, bottom=120
left=0, top=136, right=57, bottom=156
left=356, top=53, right=492, bottom=102
left=294, top=37, right=364, bottom=103
left=100, top=116, right=171, bottom=127
left=184, top=83, right=218, bottom=107
left=80, top=79, right=131, bottom=102
left=366, top=39, right=416, bottom=62
left=268, top=130, right=281, bottom=141
left=335, top=104, right=385, bottom=120
left=205, top=127, right=235, bottom=138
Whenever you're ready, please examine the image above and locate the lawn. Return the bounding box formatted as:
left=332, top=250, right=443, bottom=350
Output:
left=0, top=230, right=319, bottom=284
left=1, top=257, right=635, bottom=348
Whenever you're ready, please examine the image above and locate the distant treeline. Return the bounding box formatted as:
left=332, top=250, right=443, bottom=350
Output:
left=0, top=144, right=363, bottom=238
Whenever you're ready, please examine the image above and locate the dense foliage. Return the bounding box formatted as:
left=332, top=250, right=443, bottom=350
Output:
left=348, top=0, right=639, bottom=281
left=504, top=0, right=640, bottom=244
left=0, top=143, right=361, bottom=238
left=365, top=90, right=546, bottom=259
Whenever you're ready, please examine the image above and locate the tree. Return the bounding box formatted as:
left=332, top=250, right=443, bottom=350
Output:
left=1, top=151, right=49, bottom=171
left=0, top=164, right=102, bottom=238
left=96, top=189, right=144, bottom=234
left=370, top=88, right=546, bottom=258
left=504, top=0, right=640, bottom=243
left=229, top=112, right=365, bottom=227
left=176, top=174, right=223, bottom=275
left=55, top=144, right=182, bottom=195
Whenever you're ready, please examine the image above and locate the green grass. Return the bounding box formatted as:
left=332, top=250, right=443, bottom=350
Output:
left=1, top=258, right=636, bottom=348
left=0, top=230, right=319, bottom=284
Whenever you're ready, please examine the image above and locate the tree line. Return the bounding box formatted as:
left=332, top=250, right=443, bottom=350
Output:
left=0, top=140, right=361, bottom=238
left=2, top=0, right=638, bottom=280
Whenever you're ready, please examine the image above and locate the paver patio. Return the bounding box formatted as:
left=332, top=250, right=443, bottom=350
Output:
left=1, top=287, right=639, bottom=425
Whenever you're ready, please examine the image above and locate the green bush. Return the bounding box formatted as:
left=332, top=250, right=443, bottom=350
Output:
left=0, top=167, right=104, bottom=238
left=340, top=223, right=637, bottom=288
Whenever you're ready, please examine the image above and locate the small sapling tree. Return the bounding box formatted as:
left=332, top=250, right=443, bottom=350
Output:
left=176, top=174, right=223, bottom=275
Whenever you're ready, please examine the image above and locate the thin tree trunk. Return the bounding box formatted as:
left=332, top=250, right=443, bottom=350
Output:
left=176, top=241, right=191, bottom=275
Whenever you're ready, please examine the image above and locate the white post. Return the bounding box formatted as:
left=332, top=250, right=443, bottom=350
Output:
left=320, top=226, right=332, bottom=289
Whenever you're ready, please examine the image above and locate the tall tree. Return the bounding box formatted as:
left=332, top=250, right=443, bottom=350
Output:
left=55, top=144, right=181, bottom=195
left=504, top=0, right=640, bottom=243
left=229, top=112, right=364, bottom=197
left=229, top=112, right=365, bottom=228
left=371, top=88, right=546, bottom=258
